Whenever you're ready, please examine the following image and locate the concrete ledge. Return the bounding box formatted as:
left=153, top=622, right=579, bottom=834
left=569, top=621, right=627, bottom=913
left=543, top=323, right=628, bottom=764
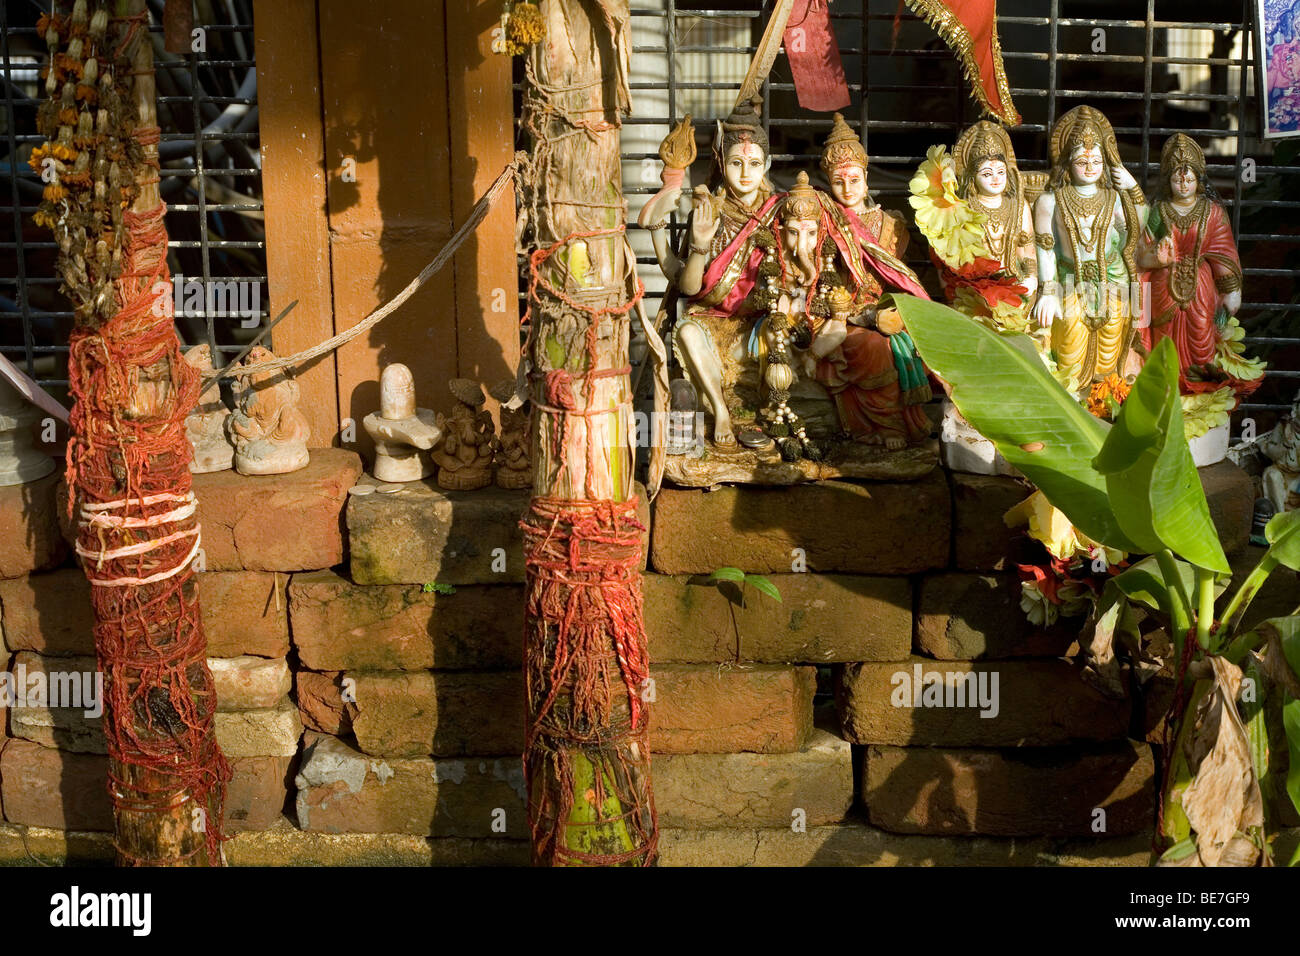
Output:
left=0, top=820, right=1157, bottom=867
left=649, top=474, right=951, bottom=575
left=0, top=570, right=289, bottom=658
left=863, top=741, right=1155, bottom=836
left=346, top=478, right=650, bottom=586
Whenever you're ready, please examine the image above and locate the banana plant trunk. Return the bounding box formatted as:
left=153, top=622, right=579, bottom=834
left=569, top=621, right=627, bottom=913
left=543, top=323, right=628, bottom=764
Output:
left=518, top=0, right=658, bottom=865
left=38, top=0, right=229, bottom=866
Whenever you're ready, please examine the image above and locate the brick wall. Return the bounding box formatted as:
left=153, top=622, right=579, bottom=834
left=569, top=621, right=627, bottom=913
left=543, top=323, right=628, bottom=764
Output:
left=0, top=452, right=1263, bottom=866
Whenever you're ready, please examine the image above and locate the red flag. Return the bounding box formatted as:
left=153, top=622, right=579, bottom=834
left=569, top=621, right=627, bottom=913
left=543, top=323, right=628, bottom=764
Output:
left=903, top=0, right=1020, bottom=127
left=784, top=0, right=851, bottom=112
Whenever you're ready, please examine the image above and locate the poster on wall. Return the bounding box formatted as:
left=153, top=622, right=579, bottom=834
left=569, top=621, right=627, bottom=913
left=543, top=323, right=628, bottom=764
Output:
left=1257, top=0, right=1300, bottom=138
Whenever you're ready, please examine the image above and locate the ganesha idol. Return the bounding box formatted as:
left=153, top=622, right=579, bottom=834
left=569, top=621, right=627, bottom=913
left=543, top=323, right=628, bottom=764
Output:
left=641, top=103, right=937, bottom=485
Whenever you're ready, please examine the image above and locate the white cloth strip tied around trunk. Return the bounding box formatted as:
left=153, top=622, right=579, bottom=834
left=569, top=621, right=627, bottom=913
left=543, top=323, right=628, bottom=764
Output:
left=76, top=490, right=202, bottom=585
left=81, top=491, right=198, bottom=529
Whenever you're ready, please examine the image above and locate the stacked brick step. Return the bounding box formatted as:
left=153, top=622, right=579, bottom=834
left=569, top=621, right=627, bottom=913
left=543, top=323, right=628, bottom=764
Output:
left=0, top=449, right=360, bottom=860
left=0, top=447, right=1267, bottom=866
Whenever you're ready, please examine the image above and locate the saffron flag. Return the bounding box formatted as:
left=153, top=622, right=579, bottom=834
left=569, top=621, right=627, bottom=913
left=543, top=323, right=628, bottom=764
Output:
left=784, top=0, right=851, bottom=112
left=903, top=0, right=1020, bottom=127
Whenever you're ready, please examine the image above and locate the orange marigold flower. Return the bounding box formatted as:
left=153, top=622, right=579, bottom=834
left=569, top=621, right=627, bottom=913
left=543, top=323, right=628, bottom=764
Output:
left=54, top=54, right=84, bottom=80
left=1085, top=374, right=1130, bottom=419
left=51, top=143, right=78, bottom=161
left=28, top=145, right=49, bottom=171
left=43, top=183, right=67, bottom=202
left=507, top=2, right=546, bottom=47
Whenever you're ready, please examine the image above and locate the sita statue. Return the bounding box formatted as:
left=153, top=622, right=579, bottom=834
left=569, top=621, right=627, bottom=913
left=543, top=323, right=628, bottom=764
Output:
left=818, top=112, right=919, bottom=278
left=1137, top=133, right=1264, bottom=403
left=1033, top=105, right=1149, bottom=392
left=813, top=117, right=934, bottom=445
left=641, top=97, right=782, bottom=446
left=909, top=121, right=1037, bottom=335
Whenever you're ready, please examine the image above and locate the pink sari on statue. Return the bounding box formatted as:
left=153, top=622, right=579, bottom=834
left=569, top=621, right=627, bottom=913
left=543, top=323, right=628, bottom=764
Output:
left=826, top=200, right=931, bottom=302
left=688, top=194, right=783, bottom=316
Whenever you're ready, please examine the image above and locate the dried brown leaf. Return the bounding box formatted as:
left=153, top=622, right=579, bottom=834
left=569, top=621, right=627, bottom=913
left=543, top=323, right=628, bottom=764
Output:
left=1179, top=657, right=1265, bottom=866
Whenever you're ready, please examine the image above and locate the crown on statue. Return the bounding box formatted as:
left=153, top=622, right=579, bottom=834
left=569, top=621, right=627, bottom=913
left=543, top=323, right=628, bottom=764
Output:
left=1161, top=132, right=1206, bottom=181
left=782, top=171, right=823, bottom=222
left=955, top=120, right=1014, bottom=173
left=720, top=96, right=769, bottom=154
left=820, top=112, right=868, bottom=175
left=1050, top=105, right=1116, bottom=166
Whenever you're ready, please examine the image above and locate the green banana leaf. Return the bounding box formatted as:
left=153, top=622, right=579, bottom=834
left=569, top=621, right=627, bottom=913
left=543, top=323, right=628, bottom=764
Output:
left=1093, top=339, right=1230, bottom=574
left=1285, top=694, right=1300, bottom=821
left=1265, top=509, right=1300, bottom=573
left=894, top=296, right=1140, bottom=551
left=1113, top=554, right=1193, bottom=614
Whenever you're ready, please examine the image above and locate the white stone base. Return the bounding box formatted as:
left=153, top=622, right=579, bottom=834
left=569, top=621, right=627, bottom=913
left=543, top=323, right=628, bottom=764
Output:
left=1189, top=422, right=1229, bottom=468
left=939, top=400, right=1020, bottom=477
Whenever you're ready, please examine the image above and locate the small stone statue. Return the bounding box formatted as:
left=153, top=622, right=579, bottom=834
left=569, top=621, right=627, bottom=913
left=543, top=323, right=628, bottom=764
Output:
left=0, top=374, right=55, bottom=486
left=432, top=378, right=495, bottom=491
left=363, top=363, right=443, bottom=482
left=1260, top=392, right=1300, bottom=513
left=228, top=346, right=310, bottom=476
left=489, top=379, right=531, bottom=490
left=184, top=344, right=235, bottom=474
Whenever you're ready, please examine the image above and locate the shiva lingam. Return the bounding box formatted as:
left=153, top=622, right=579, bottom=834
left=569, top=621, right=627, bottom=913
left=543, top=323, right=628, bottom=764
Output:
left=0, top=374, right=56, bottom=486
left=363, top=363, right=444, bottom=482
left=184, top=344, right=235, bottom=474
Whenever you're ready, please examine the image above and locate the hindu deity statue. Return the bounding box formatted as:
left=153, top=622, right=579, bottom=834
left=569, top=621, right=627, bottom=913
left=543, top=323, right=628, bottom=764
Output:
left=228, top=346, right=311, bottom=476
left=641, top=96, right=783, bottom=446
left=763, top=173, right=931, bottom=451
left=807, top=284, right=931, bottom=450
left=489, top=379, right=532, bottom=490
left=955, top=122, right=1036, bottom=289
left=1260, top=392, right=1300, bottom=513
left=818, top=112, right=918, bottom=274
left=1136, top=134, right=1259, bottom=399
left=1033, top=106, right=1149, bottom=388
left=431, top=378, right=496, bottom=491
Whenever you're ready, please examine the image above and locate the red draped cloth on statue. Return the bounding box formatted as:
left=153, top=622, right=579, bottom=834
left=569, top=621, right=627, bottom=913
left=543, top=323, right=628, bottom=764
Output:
left=692, top=195, right=783, bottom=316
left=832, top=203, right=932, bottom=301
left=1141, top=202, right=1246, bottom=394
left=816, top=325, right=930, bottom=443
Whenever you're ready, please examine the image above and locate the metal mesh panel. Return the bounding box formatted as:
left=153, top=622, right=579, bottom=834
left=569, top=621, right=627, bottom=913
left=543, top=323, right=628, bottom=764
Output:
left=620, top=0, right=1300, bottom=433
left=0, top=0, right=265, bottom=403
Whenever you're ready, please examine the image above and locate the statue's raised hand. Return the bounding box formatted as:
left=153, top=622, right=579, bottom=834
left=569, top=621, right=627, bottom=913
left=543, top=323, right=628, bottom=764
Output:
left=1110, top=164, right=1138, bottom=192
left=1155, top=235, right=1177, bottom=267
left=690, top=185, right=722, bottom=250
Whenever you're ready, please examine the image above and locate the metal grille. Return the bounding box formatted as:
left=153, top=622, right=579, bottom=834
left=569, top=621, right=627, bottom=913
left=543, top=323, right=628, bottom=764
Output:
left=621, top=0, right=1300, bottom=432
left=0, top=0, right=265, bottom=403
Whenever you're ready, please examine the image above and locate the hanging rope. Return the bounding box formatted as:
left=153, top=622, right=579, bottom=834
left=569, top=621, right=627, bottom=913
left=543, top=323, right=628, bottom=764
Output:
left=224, top=163, right=518, bottom=379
